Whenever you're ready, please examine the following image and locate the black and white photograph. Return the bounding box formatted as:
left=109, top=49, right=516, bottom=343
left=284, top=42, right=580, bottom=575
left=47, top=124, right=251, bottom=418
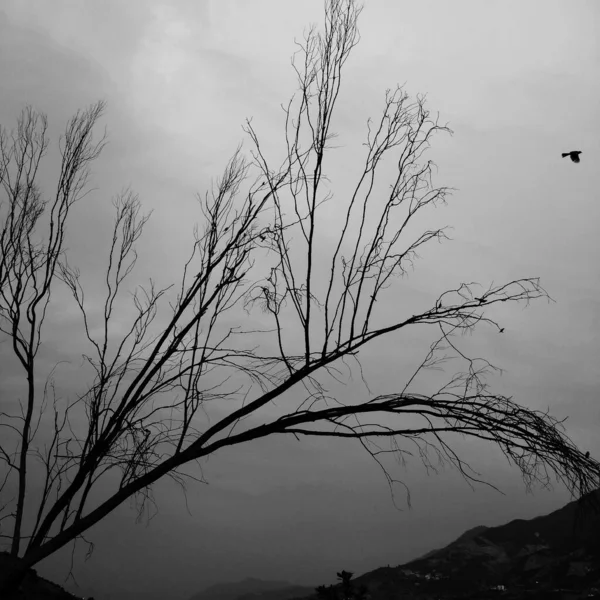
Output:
left=0, top=2, right=598, bottom=599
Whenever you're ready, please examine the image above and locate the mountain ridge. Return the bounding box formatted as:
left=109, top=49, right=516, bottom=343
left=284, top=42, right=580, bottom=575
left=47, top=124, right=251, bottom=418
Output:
left=280, top=489, right=600, bottom=600
left=348, top=489, right=600, bottom=598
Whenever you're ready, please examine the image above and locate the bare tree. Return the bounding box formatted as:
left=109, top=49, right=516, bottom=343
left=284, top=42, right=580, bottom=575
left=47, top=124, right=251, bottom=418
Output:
left=1, top=0, right=598, bottom=595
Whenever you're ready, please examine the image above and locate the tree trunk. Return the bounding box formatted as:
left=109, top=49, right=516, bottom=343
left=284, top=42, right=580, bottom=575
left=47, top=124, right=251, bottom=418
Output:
left=0, top=557, right=28, bottom=599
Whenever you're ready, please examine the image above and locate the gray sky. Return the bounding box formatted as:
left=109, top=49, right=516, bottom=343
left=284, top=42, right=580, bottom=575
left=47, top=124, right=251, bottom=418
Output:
left=1, top=1, right=599, bottom=599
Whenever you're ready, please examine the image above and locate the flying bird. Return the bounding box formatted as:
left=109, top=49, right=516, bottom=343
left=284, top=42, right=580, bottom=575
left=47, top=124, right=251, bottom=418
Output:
left=562, top=151, right=582, bottom=163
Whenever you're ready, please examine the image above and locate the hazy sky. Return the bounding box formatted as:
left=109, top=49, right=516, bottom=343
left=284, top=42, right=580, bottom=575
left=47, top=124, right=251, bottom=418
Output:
left=1, top=1, right=599, bottom=599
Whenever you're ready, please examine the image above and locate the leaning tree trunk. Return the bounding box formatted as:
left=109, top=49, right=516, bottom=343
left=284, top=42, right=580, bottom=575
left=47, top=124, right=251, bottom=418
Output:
left=0, top=553, right=30, bottom=599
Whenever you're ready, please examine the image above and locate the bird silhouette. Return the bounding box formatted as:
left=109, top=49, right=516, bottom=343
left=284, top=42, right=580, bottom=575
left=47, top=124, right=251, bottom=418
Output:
left=562, top=151, right=582, bottom=163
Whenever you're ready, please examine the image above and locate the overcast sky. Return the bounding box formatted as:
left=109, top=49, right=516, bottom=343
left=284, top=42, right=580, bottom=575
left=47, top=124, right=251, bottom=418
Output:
left=1, top=1, right=599, bottom=599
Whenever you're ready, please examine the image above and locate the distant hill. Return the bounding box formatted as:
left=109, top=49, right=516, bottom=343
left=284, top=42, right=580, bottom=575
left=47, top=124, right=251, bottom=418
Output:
left=293, top=490, right=600, bottom=600
left=412, top=525, right=491, bottom=562
left=400, top=489, right=600, bottom=583
left=188, top=577, right=311, bottom=600
left=352, top=489, right=600, bottom=599
left=451, top=524, right=490, bottom=546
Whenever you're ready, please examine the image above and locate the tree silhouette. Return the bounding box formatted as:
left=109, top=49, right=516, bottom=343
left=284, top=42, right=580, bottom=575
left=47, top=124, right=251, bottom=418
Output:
left=1, top=0, right=599, bottom=595
left=315, top=571, right=368, bottom=600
